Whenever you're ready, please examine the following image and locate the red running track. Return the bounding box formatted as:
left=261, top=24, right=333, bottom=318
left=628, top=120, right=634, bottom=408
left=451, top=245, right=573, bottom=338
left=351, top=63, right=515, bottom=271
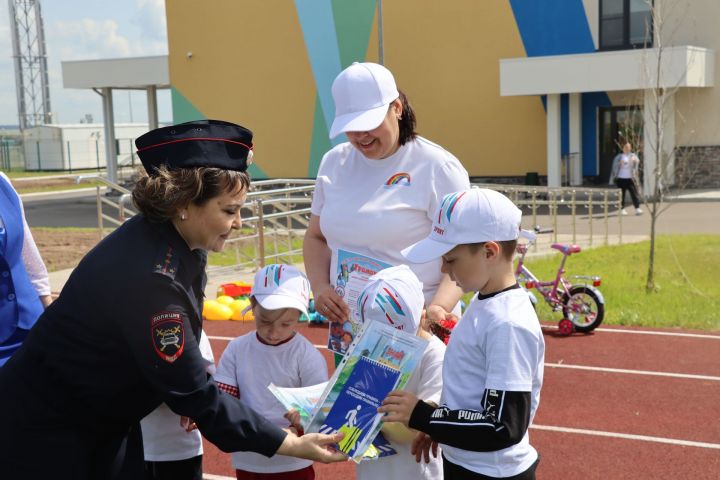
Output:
left=199, top=320, right=720, bottom=479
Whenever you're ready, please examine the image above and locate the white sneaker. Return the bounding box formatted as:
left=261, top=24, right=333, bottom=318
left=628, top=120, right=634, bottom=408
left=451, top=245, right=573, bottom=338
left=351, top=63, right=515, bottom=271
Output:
left=621, top=209, right=628, bottom=216
left=635, top=207, right=643, bottom=215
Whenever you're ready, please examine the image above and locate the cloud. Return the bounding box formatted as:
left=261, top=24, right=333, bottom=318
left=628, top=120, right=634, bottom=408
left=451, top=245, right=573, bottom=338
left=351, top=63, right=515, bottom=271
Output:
left=51, top=19, right=135, bottom=59
left=134, top=0, right=167, bottom=42
left=0, top=3, right=170, bottom=126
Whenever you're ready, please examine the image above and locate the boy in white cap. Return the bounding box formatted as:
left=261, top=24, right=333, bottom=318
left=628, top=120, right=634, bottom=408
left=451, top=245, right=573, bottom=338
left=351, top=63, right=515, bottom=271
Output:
left=380, top=189, right=545, bottom=480
left=214, top=264, right=328, bottom=480
left=356, top=265, right=445, bottom=480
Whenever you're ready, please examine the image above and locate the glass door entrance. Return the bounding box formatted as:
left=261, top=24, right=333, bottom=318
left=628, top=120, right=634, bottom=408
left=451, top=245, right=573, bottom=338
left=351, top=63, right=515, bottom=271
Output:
left=599, top=106, right=643, bottom=182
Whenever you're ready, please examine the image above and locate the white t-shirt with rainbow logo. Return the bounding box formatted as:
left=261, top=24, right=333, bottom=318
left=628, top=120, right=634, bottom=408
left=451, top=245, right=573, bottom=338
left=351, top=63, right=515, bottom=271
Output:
left=311, top=136, right=469, bottom=304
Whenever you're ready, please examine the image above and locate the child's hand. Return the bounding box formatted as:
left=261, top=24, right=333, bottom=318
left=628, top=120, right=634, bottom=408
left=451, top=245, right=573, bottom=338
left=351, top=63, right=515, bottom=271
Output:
left=284, top=409, right=304, bottom=435
left=180, top=416, right=198, bottom=432
left=426, top=304, right=457, bottom=326
left=411, top=432, right=438, bottom=463
left=378, top=390, right=419, bottom=426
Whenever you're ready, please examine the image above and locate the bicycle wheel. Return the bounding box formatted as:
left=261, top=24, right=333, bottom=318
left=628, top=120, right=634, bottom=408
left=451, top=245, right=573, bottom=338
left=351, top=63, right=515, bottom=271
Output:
left=562, top=286, right=604, bottom=332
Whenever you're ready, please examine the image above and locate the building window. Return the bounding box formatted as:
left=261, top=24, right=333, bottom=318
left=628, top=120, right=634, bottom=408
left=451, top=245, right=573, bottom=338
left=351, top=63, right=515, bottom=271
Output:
left=599, top=0, right=653, bottom=50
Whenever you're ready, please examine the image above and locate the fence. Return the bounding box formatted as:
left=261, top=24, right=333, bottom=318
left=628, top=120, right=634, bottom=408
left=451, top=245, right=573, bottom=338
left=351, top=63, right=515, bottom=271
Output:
left=476, top=184, right=624, bottom=248
left=0, top=137, right=24, bottom=170
left=75, top=176, right=624, bottom=272
left=1, top=135, right=140, bottom=172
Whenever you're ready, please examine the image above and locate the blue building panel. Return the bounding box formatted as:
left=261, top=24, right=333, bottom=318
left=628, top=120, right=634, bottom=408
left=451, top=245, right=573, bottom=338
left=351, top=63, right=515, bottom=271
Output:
left=509, top=0, right=612, bottom=176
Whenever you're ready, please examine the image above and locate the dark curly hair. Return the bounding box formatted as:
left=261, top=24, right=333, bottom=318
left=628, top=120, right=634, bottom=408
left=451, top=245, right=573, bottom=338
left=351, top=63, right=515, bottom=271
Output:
left=132, top=166, right=250, bottom=222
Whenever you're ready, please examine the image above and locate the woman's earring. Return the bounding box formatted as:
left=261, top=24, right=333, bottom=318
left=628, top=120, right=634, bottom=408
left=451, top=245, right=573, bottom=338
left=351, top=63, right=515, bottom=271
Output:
left=181, top=213, right=186, bottom=221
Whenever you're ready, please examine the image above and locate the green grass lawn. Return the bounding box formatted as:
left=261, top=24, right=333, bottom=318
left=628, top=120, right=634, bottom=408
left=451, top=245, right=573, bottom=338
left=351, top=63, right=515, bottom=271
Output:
left=208, top=233, right=304, bottom=267
left=4, top=169, right=100, bottom=178
left=42, top=223, right=718, bottom=331
left=15, top=182, right=103, bottom=194
left=503, top=234, right=720, bottom=331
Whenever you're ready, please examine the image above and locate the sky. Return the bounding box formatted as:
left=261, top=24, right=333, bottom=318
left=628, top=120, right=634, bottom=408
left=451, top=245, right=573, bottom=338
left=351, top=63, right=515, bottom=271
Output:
left=0, top=0, right=172, bottom=126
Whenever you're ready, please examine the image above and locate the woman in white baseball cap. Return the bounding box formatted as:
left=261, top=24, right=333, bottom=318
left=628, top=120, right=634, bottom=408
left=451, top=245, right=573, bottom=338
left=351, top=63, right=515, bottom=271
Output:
left=304, top=62, right=470, bottom=341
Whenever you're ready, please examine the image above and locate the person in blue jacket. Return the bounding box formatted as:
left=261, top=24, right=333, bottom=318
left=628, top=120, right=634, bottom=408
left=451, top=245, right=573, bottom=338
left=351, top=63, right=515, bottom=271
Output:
left=0, top=120, right=344, bottom=479
left=0, top=171, right=52, bottom=366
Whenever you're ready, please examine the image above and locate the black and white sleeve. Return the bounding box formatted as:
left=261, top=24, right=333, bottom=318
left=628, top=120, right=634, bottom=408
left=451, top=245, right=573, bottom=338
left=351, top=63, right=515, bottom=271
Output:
left=408, top=388, right=531, bottom=452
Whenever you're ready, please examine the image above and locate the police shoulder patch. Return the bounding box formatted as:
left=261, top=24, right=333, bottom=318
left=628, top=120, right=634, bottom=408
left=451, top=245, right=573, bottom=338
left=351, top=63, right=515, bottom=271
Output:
left=151, top=311, right=185, bottom=363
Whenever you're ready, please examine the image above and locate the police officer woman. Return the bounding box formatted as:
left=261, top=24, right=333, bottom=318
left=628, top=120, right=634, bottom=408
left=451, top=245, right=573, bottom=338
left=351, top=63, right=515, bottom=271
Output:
left=0, top=120, right=344, bottom=479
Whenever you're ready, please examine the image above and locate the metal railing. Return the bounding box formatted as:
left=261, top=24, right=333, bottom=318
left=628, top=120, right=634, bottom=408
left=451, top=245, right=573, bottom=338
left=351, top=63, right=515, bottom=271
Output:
left=474, top=184, right=624, bottom=248
left=74, top=176, right=626, bottom=272
left=76, top=174, right=136, bottom=241
left=73, top=176, right=315, bottom=272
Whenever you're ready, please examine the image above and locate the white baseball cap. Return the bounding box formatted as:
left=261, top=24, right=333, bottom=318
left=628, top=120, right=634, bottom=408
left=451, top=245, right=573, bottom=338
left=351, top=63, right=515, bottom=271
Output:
left=251, top=264, right=310, bottom=317
left=402, top=188, right=522, bottom=264
left=357, top=265, right=424, bottom=333
left=329, top=62, right=400, bottom=139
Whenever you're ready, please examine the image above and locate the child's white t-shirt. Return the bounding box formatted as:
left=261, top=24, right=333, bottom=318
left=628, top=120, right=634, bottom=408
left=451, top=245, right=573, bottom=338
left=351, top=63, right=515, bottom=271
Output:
left=441, top=288, right=545, bottom=478
left=356, top=335, right=446, bottom=480
left=214, top=332, right=328, bottom=473
left=311, top=137, right=469, bottom=304
left=141, top=330, right=216, bottom=461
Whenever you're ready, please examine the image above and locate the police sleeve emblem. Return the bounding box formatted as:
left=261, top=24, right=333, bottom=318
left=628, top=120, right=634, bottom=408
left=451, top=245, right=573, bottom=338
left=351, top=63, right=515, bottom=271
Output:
left=151, top=311, right=185, bottom=363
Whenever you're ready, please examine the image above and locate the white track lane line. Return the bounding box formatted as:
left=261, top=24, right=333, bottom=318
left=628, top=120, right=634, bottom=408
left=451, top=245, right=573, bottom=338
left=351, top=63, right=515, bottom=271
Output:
left=531, top=424, right=720, bottom=449
left=546, top=362, right=720, bottom=382
left=203, top=475, right=235, bottom=480
left=207, top=337, right=719, bottom=381
left=542, top=324, right=720, bottom=340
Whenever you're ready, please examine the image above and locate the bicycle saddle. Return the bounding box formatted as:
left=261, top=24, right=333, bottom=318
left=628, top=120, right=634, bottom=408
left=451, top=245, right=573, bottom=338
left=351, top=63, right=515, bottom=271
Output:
left=551, top=243, right=582, bottom=254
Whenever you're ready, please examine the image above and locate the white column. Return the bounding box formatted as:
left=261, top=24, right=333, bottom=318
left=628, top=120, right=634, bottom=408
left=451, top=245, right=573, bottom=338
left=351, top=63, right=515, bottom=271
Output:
left=546, top=94, right=562, bottom=188
left=101, top=87, right=117, bottom=184
left=147, top=86, right=158, bottom=130
left=643, top=89, right=675, bottom=195
left=569, top=92, right=582, bottom=186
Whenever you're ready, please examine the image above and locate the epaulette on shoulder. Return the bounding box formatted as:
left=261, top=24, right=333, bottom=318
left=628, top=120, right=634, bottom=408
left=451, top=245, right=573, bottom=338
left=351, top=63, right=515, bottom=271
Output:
left=153, top=244, right=180, bottom=279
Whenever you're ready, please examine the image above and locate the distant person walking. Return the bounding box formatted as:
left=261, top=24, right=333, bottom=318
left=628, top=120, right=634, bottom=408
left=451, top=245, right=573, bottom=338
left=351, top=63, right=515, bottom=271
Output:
left=609, top=143, right=642, bottom=215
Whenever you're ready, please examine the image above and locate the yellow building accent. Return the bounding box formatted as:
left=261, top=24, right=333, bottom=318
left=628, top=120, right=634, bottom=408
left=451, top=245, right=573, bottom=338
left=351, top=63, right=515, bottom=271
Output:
left=166, top=0, right=316, bottom=178
left=166, top=1, right=549, bottom=177
left=381, top=0, right=547, bottom=176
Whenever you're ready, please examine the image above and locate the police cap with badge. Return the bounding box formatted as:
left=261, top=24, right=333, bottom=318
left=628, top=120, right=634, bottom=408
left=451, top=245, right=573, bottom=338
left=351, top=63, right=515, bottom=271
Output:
left=135, top=119, right=254, bottom=174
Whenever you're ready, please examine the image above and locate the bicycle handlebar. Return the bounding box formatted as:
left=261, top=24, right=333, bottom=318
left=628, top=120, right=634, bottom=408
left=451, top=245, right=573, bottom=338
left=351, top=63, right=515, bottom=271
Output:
left=534, top=226, right=554, bottom=234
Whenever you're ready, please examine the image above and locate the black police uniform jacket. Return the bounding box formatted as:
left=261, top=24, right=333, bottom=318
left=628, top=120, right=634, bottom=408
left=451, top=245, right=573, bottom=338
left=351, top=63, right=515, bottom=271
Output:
left=0, top=215, right=286, bottom=478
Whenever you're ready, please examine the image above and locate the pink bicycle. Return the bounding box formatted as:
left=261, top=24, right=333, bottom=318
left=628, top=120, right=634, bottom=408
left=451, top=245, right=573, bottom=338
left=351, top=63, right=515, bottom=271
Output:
left=515, top=228, right=605, bottom=335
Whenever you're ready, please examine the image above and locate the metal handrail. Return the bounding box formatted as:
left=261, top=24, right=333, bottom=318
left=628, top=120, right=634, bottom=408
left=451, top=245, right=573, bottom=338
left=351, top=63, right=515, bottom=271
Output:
left=473, top=183, right=623, bottom=247
left=77, top=175, right=626, bottom=272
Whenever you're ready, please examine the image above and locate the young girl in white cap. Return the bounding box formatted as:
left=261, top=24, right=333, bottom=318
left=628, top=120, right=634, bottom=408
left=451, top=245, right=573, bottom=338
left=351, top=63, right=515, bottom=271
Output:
left=356, top=265, right=445, bottom=480
left=214, top=264, right=328, bottom=480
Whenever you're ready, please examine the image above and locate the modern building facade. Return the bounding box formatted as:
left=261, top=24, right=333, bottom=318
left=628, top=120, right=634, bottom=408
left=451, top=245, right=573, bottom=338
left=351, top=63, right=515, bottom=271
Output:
left=165, top=0, right=718, bottom=189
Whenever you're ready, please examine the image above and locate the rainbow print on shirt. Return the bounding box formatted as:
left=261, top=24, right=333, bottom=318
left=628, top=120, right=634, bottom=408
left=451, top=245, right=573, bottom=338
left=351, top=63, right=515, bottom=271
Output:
left=384, top=172, right=411, bottom=187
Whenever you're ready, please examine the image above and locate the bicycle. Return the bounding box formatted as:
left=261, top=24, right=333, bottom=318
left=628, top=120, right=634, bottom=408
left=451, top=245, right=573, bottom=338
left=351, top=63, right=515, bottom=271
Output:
left=515, top=228, right=605, bottom=335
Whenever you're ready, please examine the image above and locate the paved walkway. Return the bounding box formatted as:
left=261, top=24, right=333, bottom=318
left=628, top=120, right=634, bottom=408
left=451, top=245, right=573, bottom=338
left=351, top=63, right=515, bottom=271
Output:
left=46, top=194, right=719, bottom=297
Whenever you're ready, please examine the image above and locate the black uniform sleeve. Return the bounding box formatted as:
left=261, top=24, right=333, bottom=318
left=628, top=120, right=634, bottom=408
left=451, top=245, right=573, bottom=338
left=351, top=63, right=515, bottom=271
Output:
left=118, top=275, right=287, bottom=456
left=408, top=389, right=531, bottom=452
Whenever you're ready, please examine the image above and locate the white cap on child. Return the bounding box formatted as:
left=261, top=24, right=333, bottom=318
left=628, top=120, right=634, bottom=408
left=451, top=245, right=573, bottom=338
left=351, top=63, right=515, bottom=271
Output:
left=402, top=188, right=522, bottom=264
left=357, top=265, right=424, bottom=333
left=251, top=264, right=310, bottom=317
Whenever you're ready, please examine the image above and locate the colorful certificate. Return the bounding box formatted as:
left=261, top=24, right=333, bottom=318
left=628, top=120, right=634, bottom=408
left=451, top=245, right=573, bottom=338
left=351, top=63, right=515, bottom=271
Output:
left=308, top=320, right=428, bottom=462
left=329, top=249, right=393, bottom=355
